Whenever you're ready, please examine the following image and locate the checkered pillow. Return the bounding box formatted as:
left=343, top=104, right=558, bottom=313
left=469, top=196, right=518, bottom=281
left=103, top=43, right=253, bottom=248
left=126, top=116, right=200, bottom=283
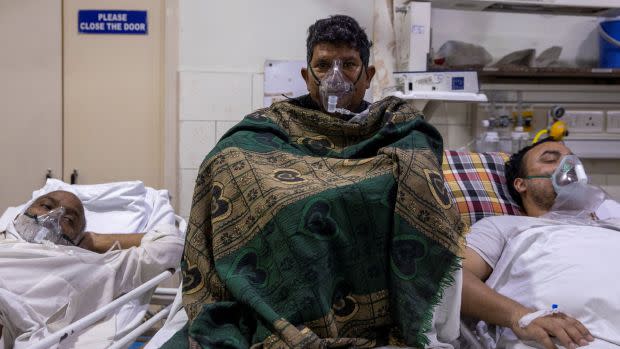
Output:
left=442, top=150, right=522, bottom=227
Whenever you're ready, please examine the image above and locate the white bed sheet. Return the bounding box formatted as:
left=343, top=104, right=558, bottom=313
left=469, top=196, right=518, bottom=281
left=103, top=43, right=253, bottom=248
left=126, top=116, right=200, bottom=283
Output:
left=479, top=218, right=620, bottom=348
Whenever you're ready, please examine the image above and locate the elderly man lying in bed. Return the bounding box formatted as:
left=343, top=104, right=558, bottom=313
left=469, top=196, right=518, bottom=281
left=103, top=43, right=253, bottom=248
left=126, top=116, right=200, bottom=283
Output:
left=0, top=190, right=184, bottom=348
left=4, top=190, right=148, bottom=252
left=462, top=138, right=620, bottom=349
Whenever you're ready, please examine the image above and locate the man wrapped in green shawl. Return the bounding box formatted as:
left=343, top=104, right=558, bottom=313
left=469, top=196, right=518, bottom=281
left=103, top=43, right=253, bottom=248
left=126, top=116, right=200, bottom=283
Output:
left=164, top=15, right=466, bottom=349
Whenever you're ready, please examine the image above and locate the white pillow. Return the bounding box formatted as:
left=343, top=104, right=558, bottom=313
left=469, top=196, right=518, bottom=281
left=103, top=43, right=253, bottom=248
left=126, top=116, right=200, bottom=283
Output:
left=1, top=179, right=175, bottom=234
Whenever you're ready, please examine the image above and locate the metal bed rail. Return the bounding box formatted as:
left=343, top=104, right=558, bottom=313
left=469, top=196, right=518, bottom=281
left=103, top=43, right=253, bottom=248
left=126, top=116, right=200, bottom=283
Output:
left=26, top=268, right=178, bottom=349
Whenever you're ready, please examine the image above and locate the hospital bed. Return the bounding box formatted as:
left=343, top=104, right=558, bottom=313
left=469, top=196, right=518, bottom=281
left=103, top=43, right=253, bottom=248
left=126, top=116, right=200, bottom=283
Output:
left=0, top=179, right=186, bottom=349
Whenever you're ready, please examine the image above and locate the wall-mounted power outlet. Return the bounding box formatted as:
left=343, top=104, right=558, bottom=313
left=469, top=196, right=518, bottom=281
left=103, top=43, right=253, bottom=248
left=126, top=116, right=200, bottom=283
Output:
left=564, top=110, right=605, bottom=133
left=607, top=111, right=620, bottom=134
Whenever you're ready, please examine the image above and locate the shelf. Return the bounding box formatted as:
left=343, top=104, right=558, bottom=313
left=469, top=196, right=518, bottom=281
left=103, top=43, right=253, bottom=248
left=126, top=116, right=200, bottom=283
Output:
left=390, top=90, right=488, bottom=102
left=428, top=66, right=620, bottom=85
left=428, top=0, right=620, bottom=18
left=479, top=67, right=620, bottom=85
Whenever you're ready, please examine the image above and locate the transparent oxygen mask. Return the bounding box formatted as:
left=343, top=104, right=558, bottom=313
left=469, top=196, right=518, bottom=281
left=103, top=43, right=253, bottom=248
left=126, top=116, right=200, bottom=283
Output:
left=317, top=59, right=355, bottom=114
left=14, top=207, right=83, bottom=246
left=551, top=155, right=588, bottom=193
left=540, top=155, right=608, bottom=222
left=526, top=155, right=588, bottom=193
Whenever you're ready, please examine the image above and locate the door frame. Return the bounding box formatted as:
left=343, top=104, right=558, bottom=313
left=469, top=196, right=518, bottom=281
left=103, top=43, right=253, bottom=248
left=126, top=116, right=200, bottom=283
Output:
left=164, top=0, right=179, bottom=209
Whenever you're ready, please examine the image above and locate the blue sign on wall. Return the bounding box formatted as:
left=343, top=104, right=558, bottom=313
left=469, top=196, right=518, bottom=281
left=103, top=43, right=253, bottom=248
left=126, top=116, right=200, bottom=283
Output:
left=78, top=10, right=148, bottom=35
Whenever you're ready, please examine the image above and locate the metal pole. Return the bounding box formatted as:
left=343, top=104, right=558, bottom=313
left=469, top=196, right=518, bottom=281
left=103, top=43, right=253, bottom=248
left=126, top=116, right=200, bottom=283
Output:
left=152, top=287, right=178, bottom=296
left=107, top=303, right=173, bottom=349
left=26, top=269, right=175, bottom=349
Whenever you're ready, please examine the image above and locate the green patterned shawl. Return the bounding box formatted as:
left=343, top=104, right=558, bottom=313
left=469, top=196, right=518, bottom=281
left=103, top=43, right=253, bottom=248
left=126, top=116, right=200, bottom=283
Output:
left=165, top=96, right=465, bottom=348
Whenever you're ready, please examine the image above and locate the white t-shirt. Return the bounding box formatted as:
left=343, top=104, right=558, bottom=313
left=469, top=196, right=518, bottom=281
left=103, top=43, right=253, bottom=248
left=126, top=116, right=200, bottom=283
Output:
left=467, top=199, right=620, bottom=269
left=466, top=214, right=620, bottom=348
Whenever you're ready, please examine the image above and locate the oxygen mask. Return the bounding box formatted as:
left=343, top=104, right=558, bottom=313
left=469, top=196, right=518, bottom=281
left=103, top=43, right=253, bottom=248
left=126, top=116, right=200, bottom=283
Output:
left=533, top=155, right=608, bottom=220
left=550, top=155, right=588, bottom=193
left=311, top=59, right=360, bottom=115
left=527, top=155, right=588, bottom=194
left=13, top=207, right=82, bottom=246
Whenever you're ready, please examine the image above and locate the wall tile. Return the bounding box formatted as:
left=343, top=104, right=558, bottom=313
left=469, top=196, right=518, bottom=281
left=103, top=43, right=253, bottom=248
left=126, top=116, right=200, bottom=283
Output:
left=179, top=121, right=216, bottom=169
left=446, top=124, right=473, bottom=150
left=428, top=102, right=470, bottom=125
left=180, top=71, right=252, bottom=121
left=433, top=124, right=449, bottom=145
left=579, top=159, right=620, bottom=174
left=216, top=121, right=239, bottom=142
left=179, top=0, right=373, bottom=71
left=602, top=186, right=620, bottom=201
left=252, top=73, right=265, bottom=110
left=607, top=174, right=620, bottom=186
left=589, top=174, right=607, bottom=186
left=179, top=168, right=199, bottom=218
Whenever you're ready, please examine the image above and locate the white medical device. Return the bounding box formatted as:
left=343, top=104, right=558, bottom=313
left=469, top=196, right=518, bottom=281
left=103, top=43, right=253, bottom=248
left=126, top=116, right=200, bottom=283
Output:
left=392, top=71, right=488, bottom=102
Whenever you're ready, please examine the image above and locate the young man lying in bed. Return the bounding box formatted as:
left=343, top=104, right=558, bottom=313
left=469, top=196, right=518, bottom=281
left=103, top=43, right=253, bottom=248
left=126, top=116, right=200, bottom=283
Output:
left=0, top=190, right=184, bottom=348
left=462, top=138, right=620, bottom=349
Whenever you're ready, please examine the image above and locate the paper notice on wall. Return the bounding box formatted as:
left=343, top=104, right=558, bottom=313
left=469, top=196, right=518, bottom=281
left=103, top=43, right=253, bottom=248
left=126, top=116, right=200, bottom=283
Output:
left=263, top=59, right=374, bottom=107
left=263, top=60, right=307, bottom=108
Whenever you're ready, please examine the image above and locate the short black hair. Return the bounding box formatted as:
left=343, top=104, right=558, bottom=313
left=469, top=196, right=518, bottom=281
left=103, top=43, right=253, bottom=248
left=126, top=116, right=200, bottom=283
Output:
left=505, top=137, right=557, bottom=208
left=306, top=15, right=372, bottom=67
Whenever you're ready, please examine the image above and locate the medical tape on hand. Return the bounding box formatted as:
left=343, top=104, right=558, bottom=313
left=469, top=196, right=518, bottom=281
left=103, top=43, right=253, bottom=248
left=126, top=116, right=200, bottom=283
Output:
left=105, top=240, right=122, bottom=253
left=519, top=305, right=559, bottom=328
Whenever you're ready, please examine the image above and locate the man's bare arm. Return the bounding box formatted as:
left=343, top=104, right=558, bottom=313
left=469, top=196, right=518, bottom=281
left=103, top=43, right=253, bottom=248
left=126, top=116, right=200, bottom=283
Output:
left=462, top=247, right=593, bottom=349
left=78, top=232, right=145, bottom=253
left=461, top=247, right=528, bottom=326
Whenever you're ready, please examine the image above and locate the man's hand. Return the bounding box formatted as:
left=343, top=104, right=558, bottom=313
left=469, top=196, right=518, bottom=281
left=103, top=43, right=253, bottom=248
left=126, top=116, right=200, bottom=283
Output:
left=78, top=232, right=145, bottom=253
left=510, top=310, right=594, bottom=349
left=462, top=247, right=595, bottom=349
left=77, top=232, right=101, bottom=252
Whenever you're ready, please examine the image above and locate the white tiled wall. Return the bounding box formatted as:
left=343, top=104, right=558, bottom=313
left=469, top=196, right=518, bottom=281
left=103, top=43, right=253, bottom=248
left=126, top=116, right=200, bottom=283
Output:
left=179, top=121, right=216, bottom=169
left=177, top=71, right=255, bottom=218
left=179, top=72, right=253, bottom=121
left=216, top=121, right=239, bottom=141
left=426, top=102, right=473, bottom=150
left=179, top=168, right=199, bottom=220
left=582, top=159, right=620, bottom=200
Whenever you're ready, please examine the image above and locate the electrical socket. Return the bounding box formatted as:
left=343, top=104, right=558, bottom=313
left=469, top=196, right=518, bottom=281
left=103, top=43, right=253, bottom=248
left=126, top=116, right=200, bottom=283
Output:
left=607, top=111, right=620, bottom=134
left=564, top=110, right=604, bottom=133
